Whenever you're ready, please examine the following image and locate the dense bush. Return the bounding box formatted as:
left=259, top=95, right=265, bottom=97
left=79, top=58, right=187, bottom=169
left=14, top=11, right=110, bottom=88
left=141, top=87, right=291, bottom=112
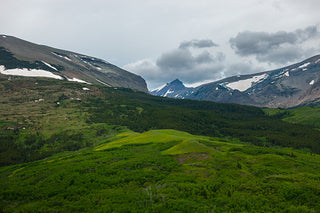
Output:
left=86, top=88, right=320, bottom=154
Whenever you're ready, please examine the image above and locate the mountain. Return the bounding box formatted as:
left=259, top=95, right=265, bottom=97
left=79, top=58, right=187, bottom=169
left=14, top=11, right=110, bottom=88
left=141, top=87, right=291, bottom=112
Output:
left=152, top=55, right=320, bottom=108
left=150, top=79, right=193, bottom=98
left=1, top=76, right=320, bottom=212
left=0, top=34, right=148, bottom=92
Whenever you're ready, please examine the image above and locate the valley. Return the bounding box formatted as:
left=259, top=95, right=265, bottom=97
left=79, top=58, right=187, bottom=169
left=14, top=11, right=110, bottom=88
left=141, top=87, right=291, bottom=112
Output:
left=0, top=76, right=320, bottom=212
left=1, top=1, right=320, bottom=211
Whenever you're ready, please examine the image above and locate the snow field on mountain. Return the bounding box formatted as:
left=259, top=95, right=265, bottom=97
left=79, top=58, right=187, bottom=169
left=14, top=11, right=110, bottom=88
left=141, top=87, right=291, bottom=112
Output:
left=66, top=77, right=90, bottom=84
left=0, top=65, right=63, bottom=80
left=226, top=73, right=268, bottom=92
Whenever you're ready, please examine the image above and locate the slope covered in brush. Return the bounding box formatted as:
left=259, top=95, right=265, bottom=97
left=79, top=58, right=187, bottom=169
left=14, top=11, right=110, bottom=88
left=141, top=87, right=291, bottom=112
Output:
left=1, top=129, right=320, bottom=212
left=1, top=76, right=320, bottom=167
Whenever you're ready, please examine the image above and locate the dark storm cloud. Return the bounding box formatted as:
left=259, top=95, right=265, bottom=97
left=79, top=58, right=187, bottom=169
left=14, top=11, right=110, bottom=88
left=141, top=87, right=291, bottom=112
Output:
left=179, top=39, right=218, bottom=49
left=230, top=25, right=320, bottom=64
left=123, top=45, right=225, bottom=87
left=256, top=45, right=303, bottom=64
left=154, top=48, right=225, bottom=84
left=156, top=49, right=194, bottom=70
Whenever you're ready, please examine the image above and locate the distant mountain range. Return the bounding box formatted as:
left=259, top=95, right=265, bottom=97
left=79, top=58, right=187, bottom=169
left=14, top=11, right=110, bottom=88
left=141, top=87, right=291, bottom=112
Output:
left=1, top=35, right=319, bottom=108
left=0, top=35, right=148, bottom=92
left=151, top=55, right=320, bottom=108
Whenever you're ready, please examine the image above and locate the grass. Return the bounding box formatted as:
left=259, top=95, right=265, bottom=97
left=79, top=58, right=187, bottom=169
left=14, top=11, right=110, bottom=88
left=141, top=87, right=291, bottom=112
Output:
left=264, top=106, right=320, bottom=130
left=96, top=129, right=238, bottom=155
left=161, top=139, right=212, bottom=155
left=1, top=76, right=320, bottom=211
left=96, top=129, right=203, bottom=150
left=1, top=129, right=320, bottom=212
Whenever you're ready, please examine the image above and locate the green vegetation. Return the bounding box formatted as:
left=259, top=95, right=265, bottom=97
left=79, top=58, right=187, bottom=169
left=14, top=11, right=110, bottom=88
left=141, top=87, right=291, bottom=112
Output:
left=86, top=87, right=320, bottom=154
left=1, top=77, right=320, bottom=166
left=1, top=129, right=320, bottom=212
left=1, top=77, right=320, bottom=212
left=263, top=106, right=320, bottom=130
left=95, top=129, right=232, bottom=155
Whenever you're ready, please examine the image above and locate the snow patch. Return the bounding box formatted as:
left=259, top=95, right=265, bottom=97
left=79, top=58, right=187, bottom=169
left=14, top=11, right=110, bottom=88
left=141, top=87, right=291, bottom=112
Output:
left=82, top=87, right=90, bottom=91
left=164, top=89, right=174, bottom=97
left=66, top=77, right=90, bottom=84
left=96, top=79, right=111, bottom=87
left=41, top=61, right=58, bottom=71
left=284, top=71, right=290, bottom=77
left=51, top=52, right=72, bottom=62
left=315, top=59, right=320, bottom=64
left=303, top=68, right=308, bottom=71
left=298, top=62, right=311, bottom=69
left=309, top=80, right=315, bottom=85
left=0, top=65, right=63, bottom=79
left=151, top=84, right=167, bottom=92
left=2, top=35, right=6, bottom=38
left=226, top=74, right=268, bottom=92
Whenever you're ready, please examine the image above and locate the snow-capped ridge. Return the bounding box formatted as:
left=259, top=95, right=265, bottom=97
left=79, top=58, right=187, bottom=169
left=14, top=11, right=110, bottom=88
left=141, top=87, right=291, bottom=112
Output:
left=151, top=84, right=167, bottom=93
left=151, top=55, right=320, bottom=108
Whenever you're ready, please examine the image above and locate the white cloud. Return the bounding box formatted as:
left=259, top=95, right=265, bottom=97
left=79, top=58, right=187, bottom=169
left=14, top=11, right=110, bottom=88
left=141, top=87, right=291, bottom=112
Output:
left=1, top=0, right=320, bottom=89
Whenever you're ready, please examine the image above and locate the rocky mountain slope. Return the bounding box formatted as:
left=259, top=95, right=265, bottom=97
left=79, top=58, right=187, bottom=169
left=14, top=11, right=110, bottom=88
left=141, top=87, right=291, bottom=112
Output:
left=0, top=35, right=148, bottom=92
left=150, top=79, right=193, bottom=98
left=152, top=55, right=320, bottom=108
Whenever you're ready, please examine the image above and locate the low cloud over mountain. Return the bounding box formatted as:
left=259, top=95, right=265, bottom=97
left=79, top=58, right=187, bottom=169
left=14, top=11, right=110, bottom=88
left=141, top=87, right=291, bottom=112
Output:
left=230, top=26, right=320, bottom=64
left=125, top=26, right=320, bottom=90
left=124, top=39, right=225, bottom=89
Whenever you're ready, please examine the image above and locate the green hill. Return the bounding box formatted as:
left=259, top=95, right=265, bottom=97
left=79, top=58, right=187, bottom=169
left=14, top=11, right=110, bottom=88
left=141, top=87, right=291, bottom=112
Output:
left=1, top=129, right=320, bottom=212
left=263, top=106, right=320, bottom=131
left=1, top=77, right=320, bottom=166
left=1, top=77, right=320, bottom=212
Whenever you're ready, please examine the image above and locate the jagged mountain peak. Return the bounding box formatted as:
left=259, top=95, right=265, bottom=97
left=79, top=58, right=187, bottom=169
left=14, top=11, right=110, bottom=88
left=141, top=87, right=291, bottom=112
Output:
left=150, top=78, right=192, bottom=98
left=170, top=78, right=183, bottom=84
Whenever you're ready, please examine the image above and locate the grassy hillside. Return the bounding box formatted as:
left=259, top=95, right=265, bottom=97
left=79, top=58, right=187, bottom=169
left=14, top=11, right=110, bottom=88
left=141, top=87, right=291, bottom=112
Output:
left=263, top=106, right=320, bottom=131
left=1, top=76, right=320, bottom=166
left=1, top=77, right=320, bottom=212
left=1, top=129, right=320, bottom=212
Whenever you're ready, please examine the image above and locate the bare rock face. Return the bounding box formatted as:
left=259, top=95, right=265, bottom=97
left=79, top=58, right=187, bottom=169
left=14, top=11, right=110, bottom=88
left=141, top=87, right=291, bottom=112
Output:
left=151, top=55, right=320, bottom=108
left=0, top=35, right=148, bottom=92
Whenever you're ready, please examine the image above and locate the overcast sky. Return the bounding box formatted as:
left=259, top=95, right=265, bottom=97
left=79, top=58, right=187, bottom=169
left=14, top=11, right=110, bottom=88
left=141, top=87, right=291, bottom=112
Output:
left=1, top=0, right=320, bottom=89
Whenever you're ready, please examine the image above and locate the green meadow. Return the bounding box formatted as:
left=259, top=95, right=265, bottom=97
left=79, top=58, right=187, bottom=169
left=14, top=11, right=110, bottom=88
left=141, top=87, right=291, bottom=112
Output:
left=1, top=129, right=320, bottom=212
left=1, top=77, right=320, bottom=212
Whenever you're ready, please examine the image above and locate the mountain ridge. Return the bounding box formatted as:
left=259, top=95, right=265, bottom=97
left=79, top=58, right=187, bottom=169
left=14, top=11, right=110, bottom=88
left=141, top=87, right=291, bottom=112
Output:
left=151, top=55, right=320, bottom=108
left=0, top=34, right=148, bottom=92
